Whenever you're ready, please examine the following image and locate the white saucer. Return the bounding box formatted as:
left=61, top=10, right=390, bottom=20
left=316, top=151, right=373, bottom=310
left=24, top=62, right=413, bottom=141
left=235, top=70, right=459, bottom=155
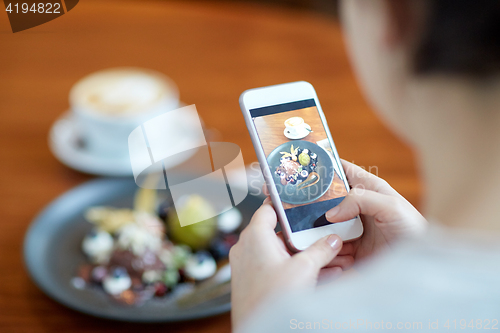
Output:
left=284, top=124, right=311, bottom=140
left=49, top=110, right=196, bottom=177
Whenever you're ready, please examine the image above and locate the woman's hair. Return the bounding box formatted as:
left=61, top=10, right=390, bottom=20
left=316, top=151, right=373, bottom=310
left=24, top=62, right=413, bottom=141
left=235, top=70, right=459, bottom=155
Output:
left=414, top=0, right=500, bottom=77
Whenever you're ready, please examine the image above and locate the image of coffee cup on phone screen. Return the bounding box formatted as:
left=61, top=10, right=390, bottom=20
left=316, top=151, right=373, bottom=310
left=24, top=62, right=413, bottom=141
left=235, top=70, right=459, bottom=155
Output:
left=284, top=116, right=311, bottom=140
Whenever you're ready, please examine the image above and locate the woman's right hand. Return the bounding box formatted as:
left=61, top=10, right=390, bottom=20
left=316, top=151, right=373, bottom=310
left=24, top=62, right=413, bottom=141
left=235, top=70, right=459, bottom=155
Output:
left=325, top=159, right=428, bottom=261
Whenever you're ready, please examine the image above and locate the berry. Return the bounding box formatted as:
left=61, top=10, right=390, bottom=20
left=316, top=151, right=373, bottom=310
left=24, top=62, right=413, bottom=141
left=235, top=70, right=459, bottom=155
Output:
left=91, top=266, right=107, bottom=283
left=112, top=267, right=128, bottom=278
left=154, top=282, right=168, bottom=297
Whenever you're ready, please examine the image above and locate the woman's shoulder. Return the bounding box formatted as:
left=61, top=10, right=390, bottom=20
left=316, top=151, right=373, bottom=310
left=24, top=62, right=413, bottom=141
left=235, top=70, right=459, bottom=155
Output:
left=238, top=224, right=500, bottom=333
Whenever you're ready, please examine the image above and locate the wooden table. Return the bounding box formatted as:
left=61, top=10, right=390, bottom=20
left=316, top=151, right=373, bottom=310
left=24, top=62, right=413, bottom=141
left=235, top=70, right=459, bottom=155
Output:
left=0, top=1, right=421, bottom=332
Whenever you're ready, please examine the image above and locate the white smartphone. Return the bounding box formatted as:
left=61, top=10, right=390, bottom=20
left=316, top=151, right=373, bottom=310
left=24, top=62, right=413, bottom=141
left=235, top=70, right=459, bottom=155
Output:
left=240, top=81, right=363, bottom=251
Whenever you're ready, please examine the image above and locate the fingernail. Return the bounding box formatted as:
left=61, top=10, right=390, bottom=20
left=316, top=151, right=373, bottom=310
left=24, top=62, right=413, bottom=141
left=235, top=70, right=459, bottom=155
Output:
left=325, top=206, right=340, bottom=219
left=326, top=235, right=341, bottom=249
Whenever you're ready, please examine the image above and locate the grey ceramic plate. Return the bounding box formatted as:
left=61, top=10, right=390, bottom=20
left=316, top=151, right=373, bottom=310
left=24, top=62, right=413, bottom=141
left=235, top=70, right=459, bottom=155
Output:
left=23, top=178, right=262, bottom=322
left=267, top=140, right=334, bottom=205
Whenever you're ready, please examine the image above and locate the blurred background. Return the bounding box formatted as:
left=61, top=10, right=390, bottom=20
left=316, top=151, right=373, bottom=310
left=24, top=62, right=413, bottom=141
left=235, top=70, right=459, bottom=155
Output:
left=0, top=0, right=420, bottom=332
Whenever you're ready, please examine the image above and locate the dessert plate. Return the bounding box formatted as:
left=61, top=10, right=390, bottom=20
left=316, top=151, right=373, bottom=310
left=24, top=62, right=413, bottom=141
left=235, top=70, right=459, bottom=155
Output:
left=23, top=177, right=263, bottom=322
left=267, top=140, right=334, bottom=205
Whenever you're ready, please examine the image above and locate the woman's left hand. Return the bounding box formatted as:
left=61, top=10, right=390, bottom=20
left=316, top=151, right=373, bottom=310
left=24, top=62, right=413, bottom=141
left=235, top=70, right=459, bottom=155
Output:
left=229, top=201, right=347, bottom=329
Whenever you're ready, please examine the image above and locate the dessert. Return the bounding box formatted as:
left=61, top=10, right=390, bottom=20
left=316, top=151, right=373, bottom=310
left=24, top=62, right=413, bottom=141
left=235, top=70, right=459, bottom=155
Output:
left=184, top=251, right=217, bottom=281
left=217, top=208, right=243, bottom=234
left=74, top=192, right=243, bottom=306
left=276, top=145, right=318, bottom=186
left=82, top=229, right=113, bottom=264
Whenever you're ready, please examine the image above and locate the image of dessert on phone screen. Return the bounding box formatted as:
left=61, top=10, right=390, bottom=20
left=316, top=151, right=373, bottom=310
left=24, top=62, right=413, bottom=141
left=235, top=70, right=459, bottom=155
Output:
left=253, top=104, right=347, bottom=232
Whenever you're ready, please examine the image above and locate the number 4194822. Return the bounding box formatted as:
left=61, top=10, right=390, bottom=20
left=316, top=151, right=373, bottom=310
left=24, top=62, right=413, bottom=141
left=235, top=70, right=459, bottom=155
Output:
left=5, top=2, right=61, bottom=14
left=444, top=319, right=498, bottom=330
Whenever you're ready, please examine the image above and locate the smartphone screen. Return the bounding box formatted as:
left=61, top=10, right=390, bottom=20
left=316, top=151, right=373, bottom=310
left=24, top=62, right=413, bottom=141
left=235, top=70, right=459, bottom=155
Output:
left=250, top=99, right=348, bottom=232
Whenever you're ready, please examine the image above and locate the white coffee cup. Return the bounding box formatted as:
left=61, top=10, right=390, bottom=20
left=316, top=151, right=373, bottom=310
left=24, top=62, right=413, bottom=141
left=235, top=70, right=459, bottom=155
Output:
left=70, top=67, right=179, bottom=157
left=284, top=117, right=309, bottom=137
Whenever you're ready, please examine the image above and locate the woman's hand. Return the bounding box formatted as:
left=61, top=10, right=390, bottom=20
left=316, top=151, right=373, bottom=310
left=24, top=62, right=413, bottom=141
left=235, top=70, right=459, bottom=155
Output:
left=229, top=202, right=347, bottom=329
left=230, top=160, right=427, bottom=329
left=325, top=160, right=428, bottom=260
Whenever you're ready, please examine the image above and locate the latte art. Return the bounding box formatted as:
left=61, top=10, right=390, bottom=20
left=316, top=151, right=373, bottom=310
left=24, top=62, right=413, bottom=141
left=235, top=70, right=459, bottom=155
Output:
left=284, top=117, right=304, bottom=127
left=69, top=67, right=179, bottom=157
left=70, top=68, right=178, bottom=116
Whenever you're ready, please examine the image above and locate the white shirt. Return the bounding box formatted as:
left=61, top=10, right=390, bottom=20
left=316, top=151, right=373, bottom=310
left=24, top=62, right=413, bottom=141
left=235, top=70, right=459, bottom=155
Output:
left=239, top=225, right=500, bottom=332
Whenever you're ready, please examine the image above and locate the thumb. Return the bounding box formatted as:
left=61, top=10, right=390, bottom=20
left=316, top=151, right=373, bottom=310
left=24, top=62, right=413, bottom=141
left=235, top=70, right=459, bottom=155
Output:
left=291, top=234, right=343, bottom=271
left=325, top=189, right=398, bottom=223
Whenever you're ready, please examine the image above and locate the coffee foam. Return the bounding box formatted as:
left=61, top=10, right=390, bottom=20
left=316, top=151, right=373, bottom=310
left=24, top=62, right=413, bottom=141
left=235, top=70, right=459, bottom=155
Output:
left=70, top=68, right=178, bottom=116
left=285, top=117, right=304, bottom=126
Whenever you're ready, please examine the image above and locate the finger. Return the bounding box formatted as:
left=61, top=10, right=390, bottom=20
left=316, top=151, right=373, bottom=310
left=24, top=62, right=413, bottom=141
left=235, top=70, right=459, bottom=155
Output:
left=318, top=266, right=343, bottom=284
left=341, top=159, right=399, bottom=196
left=246, top=201, right=278, bottom=233
left=325, top=189, right=399, bottom=224
left=263, top=196, right=272, bottom=205
left=338, top=242, right=354, bottom=256
left=291, top=234, right=342, bottom=271
left=325, top=255, right=355, bottom=270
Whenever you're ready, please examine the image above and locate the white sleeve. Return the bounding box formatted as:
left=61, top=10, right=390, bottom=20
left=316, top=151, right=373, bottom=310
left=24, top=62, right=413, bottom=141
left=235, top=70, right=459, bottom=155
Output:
left=237, top=233, right=500, bottom=333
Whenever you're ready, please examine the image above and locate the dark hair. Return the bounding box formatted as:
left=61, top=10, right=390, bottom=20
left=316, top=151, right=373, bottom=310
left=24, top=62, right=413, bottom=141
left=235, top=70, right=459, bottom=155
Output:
left=415, top=0, right=500, bottom=77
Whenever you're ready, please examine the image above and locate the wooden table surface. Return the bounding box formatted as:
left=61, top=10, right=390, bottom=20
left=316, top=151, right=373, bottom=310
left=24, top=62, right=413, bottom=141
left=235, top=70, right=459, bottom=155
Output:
left=0, top=1, right=420, bottom=332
